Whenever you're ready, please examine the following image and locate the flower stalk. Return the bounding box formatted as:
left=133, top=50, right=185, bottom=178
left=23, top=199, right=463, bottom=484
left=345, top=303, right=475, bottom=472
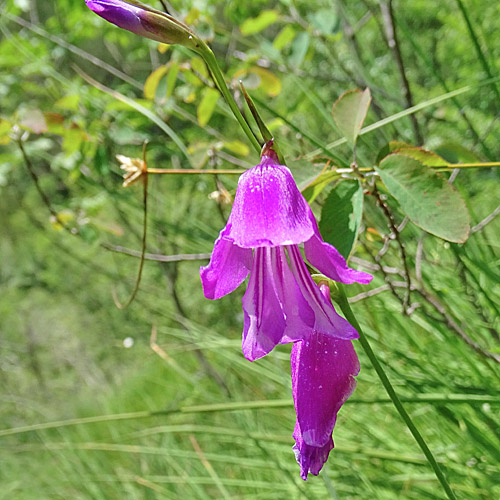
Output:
left=196, top=42, right=262, bottom=154
left=86, top=0, right=262, bottom=155
left=335, top=283, right=457, bottom=500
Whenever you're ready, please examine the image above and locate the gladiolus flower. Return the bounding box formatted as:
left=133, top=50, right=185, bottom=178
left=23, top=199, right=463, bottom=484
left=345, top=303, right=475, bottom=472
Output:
left=85, top=0, right=202, bottom=52
left=200, top=142, right=372, bottom=361
left=291, top=283, right=359, bottom=480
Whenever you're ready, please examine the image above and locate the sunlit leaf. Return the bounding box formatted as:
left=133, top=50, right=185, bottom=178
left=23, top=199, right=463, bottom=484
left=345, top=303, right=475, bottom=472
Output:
left=377, top=154, right=470, bottom=243
left=240, top=10, right=279, bottom=36
left=185, top=7, right=200, bottom=25
left=105, top=99, right=153, bottom=112
left=375, top=141, right=413, bottom=164
left=197, top=87, right=219, bottom=126
left=62, top=127, right=89, bottom=155
left=0, top=119, right=12, bottom=145
left=55, top=94, right=80, bottom=112
left=273, top=25, right=296, bottom=50
left=190, top=57, right=209, bottom=79
left=319, top=181, right=364, bottom=259
left=144, top=65, right=168, bottom=100
left=222, top=140, right=250, bottom=156
left=332, top=88, right=371, bottom=145
left=249, top=66, right=282, bottom=97
left=377, top=142, right=448, bottom=167
left=166, top=61, right=179, bottom=100
left=301, top=171, right=339, bottom=203
left=50, top=210, right=74, bottom=231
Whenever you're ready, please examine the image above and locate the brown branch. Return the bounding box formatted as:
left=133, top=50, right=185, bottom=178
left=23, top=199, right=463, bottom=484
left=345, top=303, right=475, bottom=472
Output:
left=101, top=243, right=211, bottom=263
left=349, top=283, right=393, bottom=303
left=370, top=182, right=412, bottom=311
left=457, top=264, right=499, bottom=342
left=380, top=0, right=423, bottom=144
left=349, top=255, right=404, bottom=276
left=348, top=270, right=500, bottom=363
left=112, top=143, right=149, bottom=309
left=471, top=205, right=500, bottom=233
left=416, top=288, right=500, bottom=364
left=18, top=139, right=75, bottom=234
left=415, top=232, right=426, bottom=282
left=360, top=240, right=406, bottom=307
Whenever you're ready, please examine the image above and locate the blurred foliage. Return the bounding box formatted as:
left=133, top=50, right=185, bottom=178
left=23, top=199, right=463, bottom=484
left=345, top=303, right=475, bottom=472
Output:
left=1, top=0, right=500, bottom=499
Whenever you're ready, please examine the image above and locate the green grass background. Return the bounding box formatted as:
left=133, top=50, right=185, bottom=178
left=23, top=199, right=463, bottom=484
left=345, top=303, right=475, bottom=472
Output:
left=1, top=0, right=499, bottom=498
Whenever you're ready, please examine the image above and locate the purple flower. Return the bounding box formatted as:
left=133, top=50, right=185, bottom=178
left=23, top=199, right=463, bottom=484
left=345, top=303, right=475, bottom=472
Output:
left=85, top=0, right=200, bottom=50
left=200, top=144, right=372, bottom=361
left=291, top=283, right=359, bottom=480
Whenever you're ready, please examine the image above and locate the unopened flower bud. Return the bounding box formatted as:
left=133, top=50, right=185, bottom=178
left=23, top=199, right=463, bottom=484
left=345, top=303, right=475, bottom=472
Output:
left=85, top=0, right=203, bottom=52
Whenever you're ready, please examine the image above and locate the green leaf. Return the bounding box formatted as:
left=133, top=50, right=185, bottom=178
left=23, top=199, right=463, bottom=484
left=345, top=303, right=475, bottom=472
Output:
left=319, top=181, right=364, bottom=259
left=197, top=87, right=220, bottom=126
left=55, top=94, right=80, bottom=112
left=309, top=8, right=339, bottom=35
left=332, top=88, right=371, bottom=145
left=165, top=61, right=179, bottom=100
left=249, top=66, right=282, bottom=97
left=301, top=171, right=339, bottom=203
left=377, top=142, right=448, bottom=167
left=288, top=31, right=310, bottom=68
left=240, top=10, right=279, bottom=35
left=222, top=140, right=250, bottom=156
left=434, top=142, right=480, bottom=164
left=375, top=141, right=413, bottom=164
left=396, top=148, right=448, bottom=167
left=273, top=25, right=296, bottom=50
left=376, top=154, right=470, bottom=243
left=190, top=56, right=209, bottom=79
left=0, top=119, right=12, bottom=145
left=144, top=65, right=168, bottom=100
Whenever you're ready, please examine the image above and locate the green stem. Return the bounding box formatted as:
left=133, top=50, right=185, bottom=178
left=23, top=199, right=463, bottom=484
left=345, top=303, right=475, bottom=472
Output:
left=335, top=283, right=457, bottom=500
left=198, top=43, right=262, bottom=155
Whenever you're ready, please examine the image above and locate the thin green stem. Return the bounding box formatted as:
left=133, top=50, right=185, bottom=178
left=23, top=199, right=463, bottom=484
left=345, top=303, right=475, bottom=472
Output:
left=252, top=95, right=348, bottom=165
left=198, top=43, right=262, bottom=155
left=2, top=394, right=498, bottom=438
left=335, top=283, right=457, bottom=500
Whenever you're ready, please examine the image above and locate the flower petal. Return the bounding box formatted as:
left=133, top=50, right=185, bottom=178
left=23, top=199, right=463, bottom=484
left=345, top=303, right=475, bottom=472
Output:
left=242, top=247, right=287, bottom=361
left=85, top=0, right=197, bottom=48
left=291, top=291, right=360, bottom=480
left=271, top=247, right=315, bottom=344
left=86, top=0, right=144, bottom=33
left=200, top=224, right=253, bottom=300
left=287, top=245, right=358, bottom=340
left=304, top=229, right=373, bottom=285
left=227, top=156, right=316, bottom=248
left=291, top=331, right=359, bottom=447
left=293, top=422, right=334, bottom=481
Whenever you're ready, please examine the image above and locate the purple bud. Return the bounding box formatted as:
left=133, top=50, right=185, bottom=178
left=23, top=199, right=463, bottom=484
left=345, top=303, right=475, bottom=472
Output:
left=85, top=0, right=201, bottom=51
